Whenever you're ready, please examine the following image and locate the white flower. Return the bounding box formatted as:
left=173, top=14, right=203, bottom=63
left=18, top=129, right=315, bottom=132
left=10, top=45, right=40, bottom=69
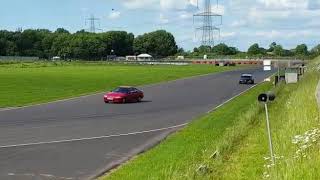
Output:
left=264, top=157, right=270, bottom=160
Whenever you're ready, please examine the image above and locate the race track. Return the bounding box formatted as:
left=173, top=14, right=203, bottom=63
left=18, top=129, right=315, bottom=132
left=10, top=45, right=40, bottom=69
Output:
left=0, top=67, right=274, bottom=180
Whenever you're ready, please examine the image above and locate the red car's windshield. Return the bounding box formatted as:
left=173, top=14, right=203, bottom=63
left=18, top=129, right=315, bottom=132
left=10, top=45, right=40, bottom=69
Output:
left=112, top=88, right=130, bottom=94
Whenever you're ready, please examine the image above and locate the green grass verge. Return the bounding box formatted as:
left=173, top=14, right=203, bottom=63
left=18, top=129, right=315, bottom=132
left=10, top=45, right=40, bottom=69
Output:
left=215, top=57, right=320, bottom=180
left=0, top=62, right=236, bottom=107
left=102, top=80, right=273, bottom=180
left=102, top=57, right=320, bottom=180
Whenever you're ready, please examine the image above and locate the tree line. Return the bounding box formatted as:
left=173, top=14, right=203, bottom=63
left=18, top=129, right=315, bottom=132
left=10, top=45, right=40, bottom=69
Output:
left=0, top=29, right=178, bottom=60
left=1, top=28, right=319, bottom=60
left=179, top=42, right=320, bottom=59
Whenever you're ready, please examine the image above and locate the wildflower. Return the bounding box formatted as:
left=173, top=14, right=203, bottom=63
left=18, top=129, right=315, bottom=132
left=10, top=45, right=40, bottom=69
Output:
left=197, top=164, right=209, bottom=175
left=264, top=157, right=270, bottom=160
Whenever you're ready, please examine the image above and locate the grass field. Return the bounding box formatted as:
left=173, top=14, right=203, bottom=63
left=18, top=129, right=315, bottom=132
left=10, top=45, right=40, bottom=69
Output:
left=103, top=57, right=320, bottom=180
left=0, top=61, right=236, bottom=107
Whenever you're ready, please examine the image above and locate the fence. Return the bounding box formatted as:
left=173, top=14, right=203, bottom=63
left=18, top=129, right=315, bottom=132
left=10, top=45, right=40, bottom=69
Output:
left=0, top=56, right=39, bottom=61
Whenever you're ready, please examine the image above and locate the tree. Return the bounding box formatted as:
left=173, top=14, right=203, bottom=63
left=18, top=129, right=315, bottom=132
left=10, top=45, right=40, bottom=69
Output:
left=295, top=44, right=308, bottom=56
left=133, top=30, right=178, bottom=57
left=282, top=49, right=294, bottom=57
left=15, top=29, right=47, bottom=57
left=212, top=43, right=238, bottom=55
left=0, top=38, right=7, bottom=56
left=228, top=47, right=239, bottom=55
left=55, top=28, right=70, bottom=34
left=75, top=30, right=89, bottom=34
left=51, top=33, right=72, bottom=58
left=100, top=31, right=134, bottom=56
left=248, top=43, right=264, bottom=55
left=268, top=42, right=277, bottom=52
left=197, top=45, right=211, bottom=53
left=311, top=44, right=320, bottom=56
left=274, top=45, right=284, bottom=56
left=212, top=43, right=229, bottom=55
left=176, top=47, right=185, bottom=55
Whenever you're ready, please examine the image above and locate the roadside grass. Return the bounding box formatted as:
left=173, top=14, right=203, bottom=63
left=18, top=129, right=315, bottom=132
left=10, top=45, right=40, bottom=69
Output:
left=0, top=62, right=236, bottom=107
left=102, top=80, right=273, bottom=180
left=103, top=57, right=320, bottom=180
left=215, top=57, right=320, bottom=180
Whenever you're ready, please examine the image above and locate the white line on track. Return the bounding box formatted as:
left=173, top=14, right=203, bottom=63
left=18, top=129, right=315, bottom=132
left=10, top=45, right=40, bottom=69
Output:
left=207, top=84, right=259, bottom=113
left=0, top=123, right=188, bottom=149
left=207, top=74, right=273, bottom=114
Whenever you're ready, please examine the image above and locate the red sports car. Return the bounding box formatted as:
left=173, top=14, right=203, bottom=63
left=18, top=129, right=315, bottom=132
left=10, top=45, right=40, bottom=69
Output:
left=104, top=86, right=144, bottom=103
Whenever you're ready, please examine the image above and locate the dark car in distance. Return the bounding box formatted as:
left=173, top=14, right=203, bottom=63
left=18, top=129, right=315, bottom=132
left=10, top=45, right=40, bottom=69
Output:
left=239, top=74, right=255, bottom=84
left=104, top=86, right=144, bottom=103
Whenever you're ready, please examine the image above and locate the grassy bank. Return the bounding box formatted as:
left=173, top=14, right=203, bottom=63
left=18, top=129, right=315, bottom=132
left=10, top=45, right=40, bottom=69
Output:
left=102, top=57, right=320, bottom=179
left=0, top=62, right=235, bottom=107
left=215, top=57, right=320, bottom=179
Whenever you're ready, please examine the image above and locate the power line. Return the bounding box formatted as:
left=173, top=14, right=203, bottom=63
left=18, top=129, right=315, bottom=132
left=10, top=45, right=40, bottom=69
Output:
left=193, top=0, right=222, bottom=46
left=85, top=14, right=102, bottom=33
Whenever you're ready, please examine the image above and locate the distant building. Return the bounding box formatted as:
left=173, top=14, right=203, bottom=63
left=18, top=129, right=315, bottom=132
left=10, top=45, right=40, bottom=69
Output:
left=52, top=56, right=61, bottom=61
left=126, top=56, right=137, bottom=61
left=176, top=56, right=185, bottom=60
left=137, top=54, right=153, bottom=61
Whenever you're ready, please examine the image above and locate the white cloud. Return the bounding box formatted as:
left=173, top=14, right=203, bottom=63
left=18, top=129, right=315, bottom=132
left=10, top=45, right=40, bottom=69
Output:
left=308, top=0, right=320, bottom=10
left=159, top=13, right=169, bottom=24
left=179, top=11, right=193, bottom=19
left=255, top=30, right=317, bottom=39
left=122, top=0, right=198, bottom=10
left=258, top=0, right=308, bottom=10
left=211, top=4, right=225, bottom=15
left=255, top=30, right=283, bottom=39
left=122, top=0, right=158, bottom=9
left=221, top=32, right=236, bottom=38
left=230, top=20, right=248, bottom=27
left=230, top=0, right=320, bottom=27
left=189, top=0, right=198, bottom=7
left=160, top=0, right=190, bottom=9
left=248, top=7, right=291, bottom=21
left=108, top=11, right=121, bottom=19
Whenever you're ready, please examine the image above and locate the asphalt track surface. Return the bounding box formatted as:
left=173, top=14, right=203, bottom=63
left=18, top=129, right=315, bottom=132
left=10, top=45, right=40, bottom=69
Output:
left=0, top=67, right=274, bottom=180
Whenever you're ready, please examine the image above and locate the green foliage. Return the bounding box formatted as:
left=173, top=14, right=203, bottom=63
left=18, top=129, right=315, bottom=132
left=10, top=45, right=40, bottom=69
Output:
left=133, top=30, right=178, bottom=57
left=187, top=43, right=239, bottom=58
left=0, top=29, right=177, bottom=60
left=55, top=28, right=70, bottom=34
left=0, top=28, right=315, bottom=60
left=274, top=44, right=284, bottom=56
left=184, top=42, right=314, bottom=59
left=267, top=42, right=277, bottom=52
left=295, top=44, right=309, bottom=56
left=247, top=43, right=266, bottom=56
left=212, top=43, right=238, bottom=55
left=310, top=44, right=320, bottom=58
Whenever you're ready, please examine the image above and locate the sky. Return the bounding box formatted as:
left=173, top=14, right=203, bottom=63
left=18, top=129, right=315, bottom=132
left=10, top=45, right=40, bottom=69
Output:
left=0, top=0, right=319, bottom=51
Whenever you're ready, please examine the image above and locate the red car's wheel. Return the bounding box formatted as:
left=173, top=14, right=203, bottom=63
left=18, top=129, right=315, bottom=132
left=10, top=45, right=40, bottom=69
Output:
left=122, top=98, right=126, bottom=104
left=137, top=97, right=142, bottom=102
